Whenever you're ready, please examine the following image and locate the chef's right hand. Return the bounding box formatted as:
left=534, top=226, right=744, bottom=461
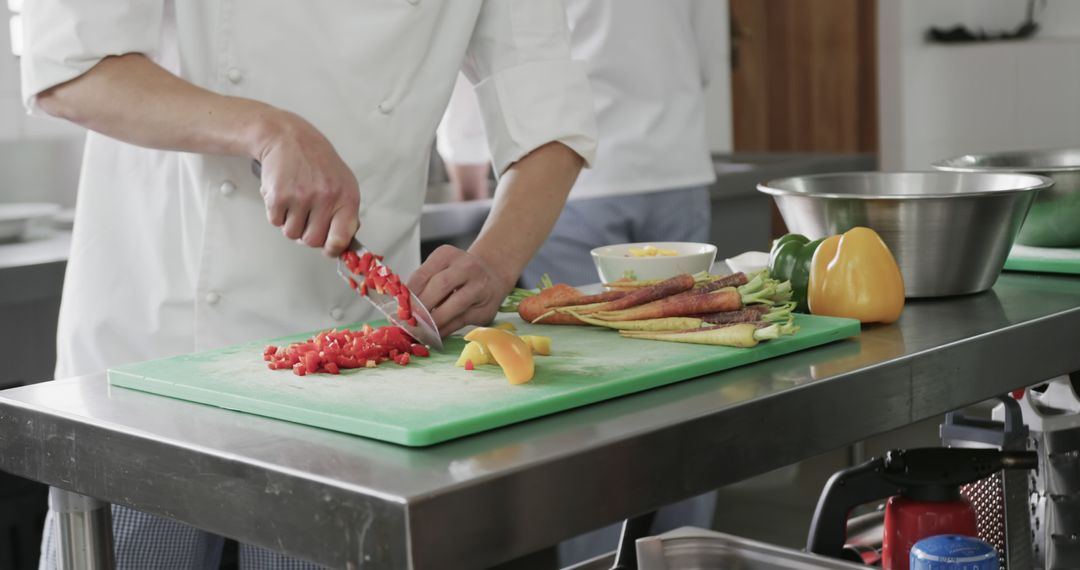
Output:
left=255, top=111, right=360, bottom=257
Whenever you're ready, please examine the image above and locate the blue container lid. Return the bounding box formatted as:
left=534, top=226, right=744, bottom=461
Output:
left=910, top=535, right=999, bottom=570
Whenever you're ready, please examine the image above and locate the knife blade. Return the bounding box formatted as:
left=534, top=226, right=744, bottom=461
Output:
left=336, top=241, right=444, bottom=351
left=251, top=160, right=444, bottom=351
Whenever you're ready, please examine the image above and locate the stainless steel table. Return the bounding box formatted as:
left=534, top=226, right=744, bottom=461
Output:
left=2, top=271, right=1079, bottom=569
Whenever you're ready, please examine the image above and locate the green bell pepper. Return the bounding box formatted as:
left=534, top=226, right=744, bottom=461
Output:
left=768, top=234, right=824, bottom=313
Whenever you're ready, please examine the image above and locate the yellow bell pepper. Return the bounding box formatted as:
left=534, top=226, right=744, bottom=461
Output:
left=519, top=335, right=552, bottom=356
left=455, top=341, right=492, bottom=368
left=808, top=227, right=905, bottom=324
left=463, top=327, right=535, bottom=384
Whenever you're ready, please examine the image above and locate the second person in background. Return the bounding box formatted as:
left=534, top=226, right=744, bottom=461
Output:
left=438, top=0, right=725, bottom=564
left=439, top=0, right=721, bottom=288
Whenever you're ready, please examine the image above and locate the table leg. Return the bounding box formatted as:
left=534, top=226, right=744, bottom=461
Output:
left=49, top=487, right=114, bottom=570
left=610, top=512, right=656, bottom=570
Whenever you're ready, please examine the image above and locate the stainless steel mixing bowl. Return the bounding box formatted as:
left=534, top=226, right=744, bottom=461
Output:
left=933, top=148, right=1080, bottom=247
left=757, top=172, right=1053, bottom=297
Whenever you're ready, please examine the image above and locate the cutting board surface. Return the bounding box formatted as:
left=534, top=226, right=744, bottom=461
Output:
left=1004, top=244, right=1080, bottom=275
left=109, top=314, right=859, bottom=446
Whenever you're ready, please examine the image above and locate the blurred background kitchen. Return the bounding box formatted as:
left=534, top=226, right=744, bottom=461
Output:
left=2, top=0, right=1079, bottom=568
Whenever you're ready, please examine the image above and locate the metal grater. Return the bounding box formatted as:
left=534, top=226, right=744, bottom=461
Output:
left=961, top=472, right=1008, bottom=564
left=941, top=395, right=1034, bottom=570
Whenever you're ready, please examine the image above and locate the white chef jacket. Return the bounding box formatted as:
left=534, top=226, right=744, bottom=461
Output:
left=21, top=0, right=597, bottom=378
left=438, top=0, right=719, bottom=199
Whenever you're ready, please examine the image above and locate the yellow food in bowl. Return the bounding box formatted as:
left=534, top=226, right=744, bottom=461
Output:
left=627, top=245, right=679, bottom=257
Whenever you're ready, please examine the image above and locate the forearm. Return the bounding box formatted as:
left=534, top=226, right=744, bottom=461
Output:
left=469, top=142, right=583, bottom=286
left=37, top=53, right=277, bottom=159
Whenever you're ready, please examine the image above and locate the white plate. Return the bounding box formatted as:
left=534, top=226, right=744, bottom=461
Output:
left=724, top=251, right=770, bottom=275
left=0, top=203, right=61, bottom=242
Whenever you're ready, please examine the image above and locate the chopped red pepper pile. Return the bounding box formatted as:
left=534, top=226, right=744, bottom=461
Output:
left=264, top=325, right=430, bottom=376
left=341, top=250, right=417, bottom=327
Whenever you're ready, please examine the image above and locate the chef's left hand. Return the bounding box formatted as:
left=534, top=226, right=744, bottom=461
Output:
left=408, top=245, right=516, bottom=336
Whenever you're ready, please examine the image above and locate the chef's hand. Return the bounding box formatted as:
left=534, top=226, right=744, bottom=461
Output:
left=408, top=245, right=516, bottom=336
left=256, top=111, right=360, bottom=257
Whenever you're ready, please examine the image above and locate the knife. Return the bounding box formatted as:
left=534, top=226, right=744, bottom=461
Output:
left=251, top=160, right=444, bottom=351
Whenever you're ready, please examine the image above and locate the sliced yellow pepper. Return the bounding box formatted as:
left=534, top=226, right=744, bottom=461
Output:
left=808, top=227, right=905, bottom=324
left=455, top=341, right=491, bottom=367
left=463, top=328, right=535, bottom=384
left=519, top=335, right=552, bottom=356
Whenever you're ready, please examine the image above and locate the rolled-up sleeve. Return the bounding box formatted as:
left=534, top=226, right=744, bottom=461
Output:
left=20, top=0, right=164, bottom=115
left=462, top=0, right=598, bottom=176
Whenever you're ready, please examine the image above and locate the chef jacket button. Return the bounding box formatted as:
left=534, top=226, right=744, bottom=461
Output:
left=219, top=180, right=237, bottom=197
left=330, top=307, right=345, bottom=321
left=205, top=291, right=222, bottom=306
left=378, top=100, right=394, bottom=114
left=227, top=68, right=243, bottom=84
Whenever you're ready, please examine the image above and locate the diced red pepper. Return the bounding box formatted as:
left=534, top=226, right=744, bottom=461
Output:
left=264, top=324, right=428, bottom=376
left=464, top=360, right=475, bottom=371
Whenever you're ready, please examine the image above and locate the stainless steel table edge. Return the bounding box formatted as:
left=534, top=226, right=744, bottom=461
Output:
left=0, top=394, right=412, bottom=569
left=404, top=304, right=1080, bottom=568
left=3, top=280, right=1080, bottom=569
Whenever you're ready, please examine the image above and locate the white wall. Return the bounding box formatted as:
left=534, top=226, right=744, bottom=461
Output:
left=878, top=0, right=1080, bottom=171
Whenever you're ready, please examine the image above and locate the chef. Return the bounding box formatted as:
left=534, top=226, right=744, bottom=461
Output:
left=439, top=0, right=720, bottom=287
left=438, top=0, right=720, bottom=564
left=21, top=0, right=596, bottom=567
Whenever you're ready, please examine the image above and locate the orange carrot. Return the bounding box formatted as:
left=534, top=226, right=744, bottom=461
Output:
left=571, top=273, right=695, bottom=315
left=518, top=284, right=589, bottom=325
left=592, top=287, right=742, bottom=322
left=546, top=289, right=628, bottom=308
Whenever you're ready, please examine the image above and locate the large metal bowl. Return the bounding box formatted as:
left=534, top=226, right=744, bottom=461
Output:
left=933, top=149, right=1080, bottom=247
left=758, top=172, right=1053, bottom=297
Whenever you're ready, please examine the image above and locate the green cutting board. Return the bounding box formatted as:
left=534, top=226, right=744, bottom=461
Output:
left=109, top=314, right=860, bottom=446
left=1004, top=244, right=1080, bottom=275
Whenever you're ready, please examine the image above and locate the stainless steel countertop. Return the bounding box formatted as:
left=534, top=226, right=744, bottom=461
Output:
left=2, top=271, right=1078, bottom=569
left=0, top=229, right=71, bottom=270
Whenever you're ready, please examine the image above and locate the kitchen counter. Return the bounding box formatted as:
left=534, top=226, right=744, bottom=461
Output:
left=2, top=270, right=1078, bottom=569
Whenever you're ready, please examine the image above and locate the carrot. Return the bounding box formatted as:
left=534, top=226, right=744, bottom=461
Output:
left=592, top=287, right=743, bottom=321
left=620, top=322, right=799, bottom=348
left=573, top=302, right=794, bottom=331
left=570, top=312, right=705, bottom=331
left=566, top=273, right=695, bottom=315
left=700, top=272, right=749, bottom=291
left=698, top=307, right=769, bottom=325
left=604, top=271, right=709, bottom=289
left=546, top=289, right=628, bottom=308
left=517, top=284, right=589, bottom=325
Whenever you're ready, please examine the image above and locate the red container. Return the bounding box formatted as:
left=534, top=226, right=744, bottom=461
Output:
left=881, top=496, right=979, bottom=570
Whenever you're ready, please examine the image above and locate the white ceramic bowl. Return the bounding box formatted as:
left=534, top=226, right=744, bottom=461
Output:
left=590, top=242, right=717, bottom=283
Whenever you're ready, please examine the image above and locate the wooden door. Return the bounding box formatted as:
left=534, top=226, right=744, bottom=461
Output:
left=729, top=0, right=878, bottom=236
